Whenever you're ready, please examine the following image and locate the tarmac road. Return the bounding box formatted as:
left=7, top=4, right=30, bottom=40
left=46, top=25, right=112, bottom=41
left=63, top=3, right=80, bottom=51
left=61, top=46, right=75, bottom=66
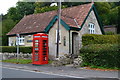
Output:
left=2, top=67, right=70, bottom=78
left=1, top=67, right=119, bottom=80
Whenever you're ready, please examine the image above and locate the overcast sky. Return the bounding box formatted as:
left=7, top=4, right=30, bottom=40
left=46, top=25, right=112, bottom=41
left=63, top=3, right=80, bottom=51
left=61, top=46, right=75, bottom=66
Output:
left=0, top=0, right=19, bottom=15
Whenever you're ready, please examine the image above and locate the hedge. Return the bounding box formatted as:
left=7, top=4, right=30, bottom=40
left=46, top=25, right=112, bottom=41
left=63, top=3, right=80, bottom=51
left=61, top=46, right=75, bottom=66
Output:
left=82, top=34, right=120, bottom=46
left=80, top=44, right=120, bottom=68
left=0, top=46, right=32, bottom=53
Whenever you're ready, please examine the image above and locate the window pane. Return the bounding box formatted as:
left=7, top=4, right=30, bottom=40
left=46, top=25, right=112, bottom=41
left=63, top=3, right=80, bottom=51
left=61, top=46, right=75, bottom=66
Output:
left=35, top=40, right=39, bottom=42
left=35, top=43, right=38, bottom=47
left=89, top=23, right=95, bottom=34
left=35, top=48, right=38, bottom=50
left=91, top=24, right=92, bottom=29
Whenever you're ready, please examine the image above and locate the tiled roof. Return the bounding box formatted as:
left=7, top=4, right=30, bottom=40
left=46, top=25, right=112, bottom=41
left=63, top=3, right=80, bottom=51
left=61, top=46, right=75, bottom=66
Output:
left=7, top=3, right=93, bottom=35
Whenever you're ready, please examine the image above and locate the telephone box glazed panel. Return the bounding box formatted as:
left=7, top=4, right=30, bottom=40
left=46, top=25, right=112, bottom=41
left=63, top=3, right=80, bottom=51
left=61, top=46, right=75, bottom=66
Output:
left=32, top=33, right=48, bottom=65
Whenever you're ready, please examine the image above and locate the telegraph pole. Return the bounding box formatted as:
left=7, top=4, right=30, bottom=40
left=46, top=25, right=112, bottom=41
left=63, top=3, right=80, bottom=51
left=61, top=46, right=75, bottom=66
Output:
left=56, top=0, right=61, bottom=58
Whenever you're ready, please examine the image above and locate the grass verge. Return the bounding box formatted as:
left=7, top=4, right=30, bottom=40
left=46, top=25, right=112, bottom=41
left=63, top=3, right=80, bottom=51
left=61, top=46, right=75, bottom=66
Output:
left=2, top=59, right=32, bottom=64
left=2, top=59, right=52, bottom=64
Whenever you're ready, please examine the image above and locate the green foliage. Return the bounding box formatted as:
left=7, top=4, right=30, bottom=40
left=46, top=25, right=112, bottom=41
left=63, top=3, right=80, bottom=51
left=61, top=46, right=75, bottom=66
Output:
left=95, top=2, right=120, bottom=25
left=16, top=2, right=35, bottom=16
left=1, top=46, right=32, bottom=53
left=7, top=2, right=35, bottom=22
left=80, top=44, right=120, bottom=69
left=2, top=19, right=16, bottom=35
left=2, top=59, right=32, bottom=64
left=95, top=2, right=111, bottom=25
left=117, top=6, right=120, bottom=34
left=34, top=2, right=51, bottom=8
left=62, top=2, right=89, bottom=7
left=108, top=6, right=118, bottom=25
left=7, top=7, right=22, bottom=22
left=34, top=5, right=67, bottom=14
left=2, top=19, right=16, bottom=46
left=0, top=21, right=2, bottom=35
left=82, top=34, right=120, bottom=46
left=95, top=2, right=111, bottom=15
left=0, top=21, right=2, bottom=46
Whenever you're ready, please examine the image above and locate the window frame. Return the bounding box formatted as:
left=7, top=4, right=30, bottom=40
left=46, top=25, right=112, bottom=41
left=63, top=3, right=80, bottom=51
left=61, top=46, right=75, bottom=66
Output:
left=88, top=23, right=95, bottom=34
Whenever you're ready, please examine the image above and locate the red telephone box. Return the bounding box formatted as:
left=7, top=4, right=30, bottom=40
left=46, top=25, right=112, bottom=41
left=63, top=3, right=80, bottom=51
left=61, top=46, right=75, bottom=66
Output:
left=32, top=33, right=48, bottom=65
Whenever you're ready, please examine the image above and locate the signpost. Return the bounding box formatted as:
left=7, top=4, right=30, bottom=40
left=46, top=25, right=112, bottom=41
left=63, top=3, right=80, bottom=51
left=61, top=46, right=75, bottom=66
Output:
left=16, top=33, right=20, bottom=62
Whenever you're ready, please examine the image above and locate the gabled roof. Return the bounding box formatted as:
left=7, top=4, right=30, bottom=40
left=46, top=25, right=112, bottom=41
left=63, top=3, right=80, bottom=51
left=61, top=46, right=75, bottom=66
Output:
left=7, top=3, right=104, bottom=36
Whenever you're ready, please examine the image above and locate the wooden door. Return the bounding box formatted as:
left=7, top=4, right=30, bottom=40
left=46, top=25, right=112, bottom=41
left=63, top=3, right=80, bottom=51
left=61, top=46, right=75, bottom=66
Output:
left=72, top=32, right=79, bottom=55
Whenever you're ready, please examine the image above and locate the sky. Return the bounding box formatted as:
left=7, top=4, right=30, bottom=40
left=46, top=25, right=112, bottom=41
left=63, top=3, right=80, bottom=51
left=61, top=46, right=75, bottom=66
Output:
left=0, top=0, right=19, bottom=15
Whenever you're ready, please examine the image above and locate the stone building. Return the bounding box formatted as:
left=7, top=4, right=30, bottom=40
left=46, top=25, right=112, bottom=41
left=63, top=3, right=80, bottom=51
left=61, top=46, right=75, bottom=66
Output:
left=7, top=3, right=104, bottom=58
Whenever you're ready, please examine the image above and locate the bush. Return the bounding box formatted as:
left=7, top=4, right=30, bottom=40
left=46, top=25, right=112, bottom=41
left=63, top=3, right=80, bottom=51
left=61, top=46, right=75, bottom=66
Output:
left=0, top=46, right=32, bottom=53
left=80, top=44, right=120, bottom=69
left=82, top=34, right=120, bottom=46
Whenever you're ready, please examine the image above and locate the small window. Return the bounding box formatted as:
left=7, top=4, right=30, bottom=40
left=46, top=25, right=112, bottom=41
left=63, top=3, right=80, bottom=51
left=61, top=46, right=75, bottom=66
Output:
left=63, top=36, right=66, bottom=46
left=56, top=30, right=61, bottom=43
left=89, top=23, right=95, bottom=34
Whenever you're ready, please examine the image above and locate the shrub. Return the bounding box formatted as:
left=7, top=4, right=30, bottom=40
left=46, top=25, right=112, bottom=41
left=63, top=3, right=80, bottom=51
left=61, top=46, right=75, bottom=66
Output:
left=82, top=34, right=120, bottom=46
left=0, top=46, right=32, bottom=53
left=80, top=44, right=120, bottom=68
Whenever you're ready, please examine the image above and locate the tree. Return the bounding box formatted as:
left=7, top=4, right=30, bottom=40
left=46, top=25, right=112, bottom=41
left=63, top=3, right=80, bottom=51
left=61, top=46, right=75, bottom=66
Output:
left=108, top=6, right=118, bottom=25
left=2, top=19, right=16, bottom=46
left=95, top=2, right=111, bottom=25
left=16, top=2, right=35, bottom=16
left=117, top=6, right=120, bottom=34
left=34, top=2, right=67, bottom=14
left=62, top=2, right=89, bottom=7
left=7, top=7, right=22, bottom=22
left=7, top=2, right=35, bottom=23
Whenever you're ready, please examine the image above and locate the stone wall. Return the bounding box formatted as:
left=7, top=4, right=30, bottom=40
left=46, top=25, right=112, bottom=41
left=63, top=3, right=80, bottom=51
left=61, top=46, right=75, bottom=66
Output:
left=2, top=53, right=32, bottom=60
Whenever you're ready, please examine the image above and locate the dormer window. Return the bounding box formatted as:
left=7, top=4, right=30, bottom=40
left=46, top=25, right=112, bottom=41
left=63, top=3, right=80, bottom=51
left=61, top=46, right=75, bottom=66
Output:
left=89, top=23, right=95, bottom=34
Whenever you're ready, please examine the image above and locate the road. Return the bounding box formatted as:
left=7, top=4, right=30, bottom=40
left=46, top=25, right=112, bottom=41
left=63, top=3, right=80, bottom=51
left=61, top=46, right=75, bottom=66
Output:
left=2, top=67, right=71, bottom=78
left=1, top=67, right=119, bottom=80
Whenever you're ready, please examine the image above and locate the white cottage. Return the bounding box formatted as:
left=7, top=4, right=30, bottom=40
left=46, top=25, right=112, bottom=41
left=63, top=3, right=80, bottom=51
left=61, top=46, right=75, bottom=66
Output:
left=7, top=3, right=104, bottom=59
